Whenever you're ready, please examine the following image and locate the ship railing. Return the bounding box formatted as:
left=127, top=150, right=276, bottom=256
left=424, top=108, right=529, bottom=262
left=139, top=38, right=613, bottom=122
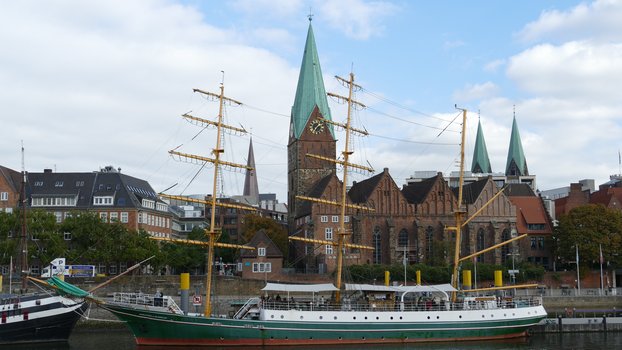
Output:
left=260, top=296, right=542, bottom=312
left=110, top=292, right=183, bottom=314
left=233, top=297, right=261, bottom=319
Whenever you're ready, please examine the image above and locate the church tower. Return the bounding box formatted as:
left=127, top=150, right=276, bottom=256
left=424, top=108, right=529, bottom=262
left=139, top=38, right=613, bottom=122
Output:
left=471, top=117, right=492, bottom=174
left=505, top=112, right=529, bottom=176
left=242, top=138, right=259, bottom=205
left=287, top=19, right=337, bottom=231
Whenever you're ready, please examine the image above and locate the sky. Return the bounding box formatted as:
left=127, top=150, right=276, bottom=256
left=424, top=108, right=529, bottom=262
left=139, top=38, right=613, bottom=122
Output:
left=2, top=0, right=622, bottom=203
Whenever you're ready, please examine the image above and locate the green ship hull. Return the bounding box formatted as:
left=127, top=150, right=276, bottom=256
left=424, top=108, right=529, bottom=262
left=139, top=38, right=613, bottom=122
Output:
left=103, top=303, right=545, bottom=346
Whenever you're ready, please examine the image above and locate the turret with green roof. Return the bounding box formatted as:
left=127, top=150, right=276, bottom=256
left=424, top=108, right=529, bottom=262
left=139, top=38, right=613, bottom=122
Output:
left=289, top=20, right=334, bottom=140
left=471, top=118, right=492, bottom=174
left=505, top=113, right=529, bottom=176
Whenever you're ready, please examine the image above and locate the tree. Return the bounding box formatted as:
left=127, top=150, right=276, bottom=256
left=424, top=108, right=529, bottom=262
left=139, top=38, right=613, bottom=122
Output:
left=160, top=227, right=207, bottom=274
left=241, top=214, right=288, bottom=256
left=554, top=204, right=622, bottom=267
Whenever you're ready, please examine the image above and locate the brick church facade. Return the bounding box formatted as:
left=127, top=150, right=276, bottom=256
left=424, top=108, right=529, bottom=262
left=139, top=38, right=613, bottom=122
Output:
left=287, top=21, right=554, bottom=274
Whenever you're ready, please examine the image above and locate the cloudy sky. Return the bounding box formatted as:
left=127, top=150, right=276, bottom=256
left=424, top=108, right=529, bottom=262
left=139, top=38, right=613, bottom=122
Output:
left=1, top=0, right=621, bottom=202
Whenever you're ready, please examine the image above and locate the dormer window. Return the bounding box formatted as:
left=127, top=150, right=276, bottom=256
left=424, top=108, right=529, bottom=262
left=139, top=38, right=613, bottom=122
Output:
left=142, top=199, right=155, bottom=209
left=93, top=196, right=114, bottom=205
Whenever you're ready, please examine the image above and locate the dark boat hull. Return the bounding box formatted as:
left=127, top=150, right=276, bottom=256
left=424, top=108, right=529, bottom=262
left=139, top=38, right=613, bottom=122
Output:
left=0, top=298, right=87, bottom=345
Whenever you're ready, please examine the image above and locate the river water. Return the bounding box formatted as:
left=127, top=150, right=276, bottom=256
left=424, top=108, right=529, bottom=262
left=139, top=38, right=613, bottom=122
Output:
left=3, top=330, right=621, bottom=350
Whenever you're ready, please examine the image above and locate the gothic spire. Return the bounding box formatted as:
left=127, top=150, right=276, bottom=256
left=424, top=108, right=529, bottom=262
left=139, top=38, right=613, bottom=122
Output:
left=471, top=117, right=492, bottom=174
left=243, top=138, right=259, bottom=204
left=505, top=111, right=529, bottom=176
left=290, top=21, right=334, bottom=139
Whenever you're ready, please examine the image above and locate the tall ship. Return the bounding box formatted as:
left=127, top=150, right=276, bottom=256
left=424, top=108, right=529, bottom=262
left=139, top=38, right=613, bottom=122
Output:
left=101, top=21, right=546, bottom=346
left=0, top=145, right=88, bottom=345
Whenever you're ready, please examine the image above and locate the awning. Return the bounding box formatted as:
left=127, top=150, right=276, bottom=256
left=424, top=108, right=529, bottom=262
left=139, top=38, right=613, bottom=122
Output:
left=261, top=283, right=338, bottom=293
left=345, top=283, right=457, bottom=293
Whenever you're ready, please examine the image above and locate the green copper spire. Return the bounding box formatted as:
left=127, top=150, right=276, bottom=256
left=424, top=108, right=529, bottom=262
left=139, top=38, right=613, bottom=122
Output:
left=290, top=21, right=334, bottom=139
left=471, top=118, right=492, bottom=173
left=505, top=113, right=529, bottom=176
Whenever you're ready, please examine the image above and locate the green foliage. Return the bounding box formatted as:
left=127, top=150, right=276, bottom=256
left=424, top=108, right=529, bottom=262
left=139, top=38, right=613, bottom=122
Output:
left=0, top=210, right=163, bottom=273
left=160, top=227, right=207, bottom=273
left=554, top=204, right=622, bottom=267
left=241, top=214, right=288, bottom=256
left=346, top=261, right=545, bottom=286
left=346, top=264, right=452, bottom=284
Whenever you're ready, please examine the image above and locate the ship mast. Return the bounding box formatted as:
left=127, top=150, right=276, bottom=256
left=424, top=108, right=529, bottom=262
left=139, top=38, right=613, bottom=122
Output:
left=291, top=72, right=374, bottom=300
left=448, top=107, right=467, bottom=300
left=159, top=81, right=255, bottom=317
left=19, top=141, right=29, bottom=292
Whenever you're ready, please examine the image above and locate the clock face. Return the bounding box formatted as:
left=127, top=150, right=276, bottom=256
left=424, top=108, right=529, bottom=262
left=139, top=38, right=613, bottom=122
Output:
left=309, top=118, right=325, bottom=134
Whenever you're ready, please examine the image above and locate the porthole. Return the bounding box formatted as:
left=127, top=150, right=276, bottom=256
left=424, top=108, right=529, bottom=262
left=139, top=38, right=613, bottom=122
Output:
left=362, top=337, right=366, bottom=340
left=280, top=315, right=284, bottom=319
left=482, top=315, right=485, bottom=318
left=300, top=316, right=304, bottom=320
left=365, top=316, right=368, bottom=320
left=459, top=315, right=462, bottom=319
left=491, top=314, right=494, bottom=318
left=319, top=316, right=323, bottom=320
left=338, top=337, right=342, bottom=340
left=376, top=316, right=379, bottom=320
left=427, top=316, right=430, bottom=319
left=353, top=316, right=357, bottom=320
left=436, top=316, right=440, bottom=319
left=270, top=315, right=274, bottom=319
left=390, top=316, right=394, bottom=320
left=219, top=337, right=224, bottom=340
left=334, top=316, right=338, bottom=320
left=400, top=316, right=403, bottom=320
left=504, top=314, right=507, bottom=317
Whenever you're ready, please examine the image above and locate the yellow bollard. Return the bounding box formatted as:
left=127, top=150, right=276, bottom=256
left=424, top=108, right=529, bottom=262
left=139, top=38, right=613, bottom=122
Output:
left=416, top=270, right=421, bottom=285
left=462, top=270, right=472, bottom=289
left=494, top=270, right=503, bottom=287
left=180, top=273, right=190, bottom=290
left=384, top=271, right=390, bottom=286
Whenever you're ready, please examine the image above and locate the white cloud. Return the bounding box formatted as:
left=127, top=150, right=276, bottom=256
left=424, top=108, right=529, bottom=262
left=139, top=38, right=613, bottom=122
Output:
left=453, top=82, right=499, bottom=102
left=230, top=0, right=304, bottom=19
left=507, top=41, right=622, bottom=104
left=0, top=0, right=297, bottom=200
left=519, top=0, right=622, bottom=43
left=317, top=0, right=398, bottom=40
left=484, top=59, right=505, bottom=73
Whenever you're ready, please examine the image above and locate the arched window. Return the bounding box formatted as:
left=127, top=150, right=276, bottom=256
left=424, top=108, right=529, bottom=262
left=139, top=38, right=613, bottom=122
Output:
left=477, top=228, right=485, bottom=263
left=501, top=229, right=510, bottom=264
left=373, top=227, right=382, bottom=264
left=425, top=226, right=434, bottom=261
left=398, top=229, right=408, bottom=247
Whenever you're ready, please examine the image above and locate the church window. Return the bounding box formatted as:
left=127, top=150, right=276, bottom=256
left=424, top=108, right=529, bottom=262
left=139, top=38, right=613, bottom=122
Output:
left=373, top=227, right=381, bottom=264
left=477, top=228, right=485, bottom=262
left=398, top=229, right=408, bottom=247
left=501, top=229, right=510, bottom=264
left=425, top=226, right=434, bottom=261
